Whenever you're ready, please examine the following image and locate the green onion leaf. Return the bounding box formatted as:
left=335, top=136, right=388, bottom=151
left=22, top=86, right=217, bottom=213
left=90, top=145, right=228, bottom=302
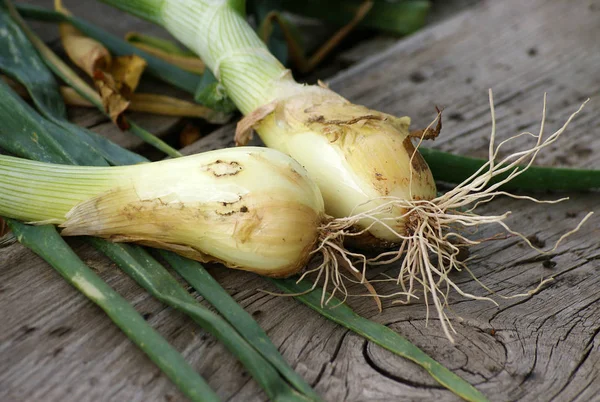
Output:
left=94, top=241, right=317, bottom=402
left=0, top=9, right=142, bottom=166
left=272, top=0, right=431, bottom=36
left=420, top=148, right=600, bottom=191
left=6, top=221, right=220, bottom=402
left=126, top=31, right=197, bottom=57
left=194, top=69, right=238, bottom=114
left=272, top=278, right=489, bottom=402
left=160, top=252, right=321, bottom=400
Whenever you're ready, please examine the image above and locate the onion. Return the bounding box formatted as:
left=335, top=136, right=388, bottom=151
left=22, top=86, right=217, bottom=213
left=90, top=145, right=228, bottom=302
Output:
left=0, top=147, right=324, bottom=277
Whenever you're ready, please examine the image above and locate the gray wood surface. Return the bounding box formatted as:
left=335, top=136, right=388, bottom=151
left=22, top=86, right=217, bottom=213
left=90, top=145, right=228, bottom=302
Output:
left=2, top=0, right=600, bottom=401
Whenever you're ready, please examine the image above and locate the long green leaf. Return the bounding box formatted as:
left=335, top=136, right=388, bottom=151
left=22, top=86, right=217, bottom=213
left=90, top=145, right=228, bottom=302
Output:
left=0, top=76, right=131, bottom=167
left=0, top=79, right=75, bottom=164
left=271, top=0, right=431, bottom=35
left=93, top=241, right=314, bottom=402
left=420, top=148, right=600, bottom=191
left=6, top=221, right=220, bottom=402
left=0, top=8, right=142, bottom=166
left=160, top=251, right=321, bottom=400
left=272, top=278, right=488, bottom=402
left=4, top=2, right=182, bottom=159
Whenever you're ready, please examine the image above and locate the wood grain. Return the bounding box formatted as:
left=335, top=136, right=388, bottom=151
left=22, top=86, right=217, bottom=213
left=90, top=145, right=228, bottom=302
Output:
left=2, top=0, right=600, bottom=401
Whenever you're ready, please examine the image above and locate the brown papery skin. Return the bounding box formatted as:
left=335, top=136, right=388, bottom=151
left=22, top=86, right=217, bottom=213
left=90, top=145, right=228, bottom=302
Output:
left=60, top=186, right=322, bottom=278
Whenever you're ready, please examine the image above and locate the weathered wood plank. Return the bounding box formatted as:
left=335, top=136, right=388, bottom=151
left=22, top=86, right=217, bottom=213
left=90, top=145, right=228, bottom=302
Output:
left=2, top=0, right=600, bottom=401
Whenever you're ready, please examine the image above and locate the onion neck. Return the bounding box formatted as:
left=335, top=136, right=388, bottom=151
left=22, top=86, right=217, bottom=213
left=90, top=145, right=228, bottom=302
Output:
left=100, top=0, right=300, bottom=114
left=162, top=0, right=299, bottom=114
left=0, top=156, right=118, bottom=222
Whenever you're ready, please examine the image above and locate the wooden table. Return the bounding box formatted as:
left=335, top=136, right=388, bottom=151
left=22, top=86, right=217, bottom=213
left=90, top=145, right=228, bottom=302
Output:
left=2, top=0, right=599, bottom=400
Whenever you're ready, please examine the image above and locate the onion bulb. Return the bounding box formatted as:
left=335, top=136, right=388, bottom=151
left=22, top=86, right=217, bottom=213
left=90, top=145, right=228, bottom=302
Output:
left=237, top=80, right=438, bottom=245
left=0, top=147, right=324, bottom=277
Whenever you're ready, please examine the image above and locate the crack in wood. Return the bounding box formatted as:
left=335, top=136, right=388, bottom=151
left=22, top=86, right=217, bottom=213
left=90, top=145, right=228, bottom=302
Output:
left=311, top=330, right=349, bottom=388
left=518, top=331, right=541, bottom=387
left=549, top=325, right=600, bottom=401
left=362, top=338, right=444, bottom=390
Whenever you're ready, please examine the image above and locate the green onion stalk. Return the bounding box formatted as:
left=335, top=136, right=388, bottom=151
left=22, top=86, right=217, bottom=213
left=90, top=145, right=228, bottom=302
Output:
left=98, top=0, right=590, bottom=341
left=0, top=147, right=325, bottom=277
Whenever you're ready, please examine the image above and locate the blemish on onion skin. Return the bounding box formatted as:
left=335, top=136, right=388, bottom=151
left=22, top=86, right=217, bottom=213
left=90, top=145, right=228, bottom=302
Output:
left=205, top=160, right=243, bottom=177
left=221, top=196, right=242, bottom=207
left=215, top=210, right=236, bottom=216
left=72, top=274, right=105, bottom=301
left=375, top=172, right=387, bottom=181
left=216, top=205, right=249, bottom=216
left=307, top=114, right=382, bottom=126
